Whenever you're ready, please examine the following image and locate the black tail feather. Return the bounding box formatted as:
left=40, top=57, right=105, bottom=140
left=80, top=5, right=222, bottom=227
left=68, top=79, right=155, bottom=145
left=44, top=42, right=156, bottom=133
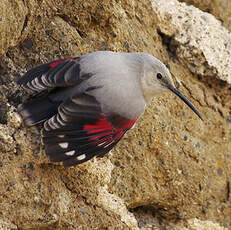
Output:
left=18, top=96, right=60, bottom=126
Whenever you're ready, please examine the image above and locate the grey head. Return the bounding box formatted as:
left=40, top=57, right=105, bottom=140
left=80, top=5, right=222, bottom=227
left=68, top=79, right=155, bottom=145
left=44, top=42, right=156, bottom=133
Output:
left=140, top=53, right=203, bottom=120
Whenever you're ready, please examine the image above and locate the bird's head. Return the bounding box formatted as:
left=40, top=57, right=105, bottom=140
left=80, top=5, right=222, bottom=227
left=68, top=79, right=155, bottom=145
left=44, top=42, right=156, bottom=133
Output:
left=141, top=53, right=203, bottom=120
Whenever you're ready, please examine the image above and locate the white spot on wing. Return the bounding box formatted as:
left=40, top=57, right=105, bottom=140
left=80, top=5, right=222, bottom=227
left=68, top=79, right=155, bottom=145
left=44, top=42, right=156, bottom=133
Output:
left=26, top=82, right=36, bottom=90
left=47, top=117, right=56, bottom=129
left=97, top=142, right=106, bottom=147
left=76, top=154, right=86, bottom=161
left=48, top=116, right=59, bottom=129
left=41, top=74, right=49, bottom=85
left=58, top=135, right=65, bottom=138
left=104, top=143, right=112, bottom=148
left=56, top=114, right=66, bottom=126
left=65, top=150, right=75, bottom=156
left=32, top=77, right=45, bottom=90
left=59, top=142, right=68, bottom=149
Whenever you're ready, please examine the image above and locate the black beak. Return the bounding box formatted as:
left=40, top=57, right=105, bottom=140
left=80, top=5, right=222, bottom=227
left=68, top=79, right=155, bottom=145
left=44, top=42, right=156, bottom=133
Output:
left=168, top=86, right=203, bottom=121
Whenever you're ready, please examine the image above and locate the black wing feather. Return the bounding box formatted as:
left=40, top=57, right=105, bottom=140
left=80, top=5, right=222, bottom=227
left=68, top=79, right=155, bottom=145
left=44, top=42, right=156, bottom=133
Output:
left=42, top=94, right=132, bottom=166
left=62, top=138, right=122, bottom=167
left=17, top=57, right=92, bottom=92
left=17, top=57, right=94, bottom=126
left=18, top=57, right=135, bottom=166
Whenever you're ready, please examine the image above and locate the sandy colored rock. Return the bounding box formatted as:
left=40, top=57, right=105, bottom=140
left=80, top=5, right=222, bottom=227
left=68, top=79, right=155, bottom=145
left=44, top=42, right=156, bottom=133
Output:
left=0, top=219, right=17, bottom=230
left=0, top=0, right=28, bottom=56
left=152, top=0, right=231, bottom=84
left=179, top=0, right=231, bottom=31
left=186, top=219, right=225, bottom=230
left=133, top=208, right=226, bottom=230
left=0, top=0, right=231, bottom=229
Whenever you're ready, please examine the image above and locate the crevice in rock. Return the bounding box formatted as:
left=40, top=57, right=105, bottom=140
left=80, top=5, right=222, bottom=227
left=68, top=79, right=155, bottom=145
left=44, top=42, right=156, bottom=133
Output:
left=225, top=180, right=230, bottom=202
left=57, top=14, right=87, bottom=38
left=59, top=174, right=75, bottom=194
left=21, top=14, right=29, bottom=36
left=130, top=205, right=180, bottom=229
left=178, top=0, right=212, bottom=14
left=76, top=29, right=86, bottom=38
left=0, top=103, right=8, bottom=125
left=157, top=29, right=178, bottom=59
left=57, top=14, right=70, bottom=25
left=181, top=82, right=204, bottom=107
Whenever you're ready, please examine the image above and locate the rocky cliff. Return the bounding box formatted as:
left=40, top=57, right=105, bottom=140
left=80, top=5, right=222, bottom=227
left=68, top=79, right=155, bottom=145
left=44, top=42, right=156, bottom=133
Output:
left=0, top=0, right=231, bottom=229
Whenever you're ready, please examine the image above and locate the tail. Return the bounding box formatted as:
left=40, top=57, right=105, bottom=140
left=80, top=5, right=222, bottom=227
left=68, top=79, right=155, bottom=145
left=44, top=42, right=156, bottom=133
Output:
left=18, top=96, right=60, bottom=126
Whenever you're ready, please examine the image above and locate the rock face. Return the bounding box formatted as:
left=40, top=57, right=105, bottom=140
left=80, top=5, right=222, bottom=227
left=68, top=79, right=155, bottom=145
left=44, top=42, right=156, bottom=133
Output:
left=0, top=0, right=231, bottom=229
left=0, top=0, right=30, bottom=56
left=152, top=0, right=231, bottom=84
left=179, top=0, right=231, bottom=32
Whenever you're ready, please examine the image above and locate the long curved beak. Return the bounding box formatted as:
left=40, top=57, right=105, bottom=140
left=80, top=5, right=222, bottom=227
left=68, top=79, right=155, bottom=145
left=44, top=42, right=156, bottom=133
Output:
left=168, top=86, right=203, bottom=121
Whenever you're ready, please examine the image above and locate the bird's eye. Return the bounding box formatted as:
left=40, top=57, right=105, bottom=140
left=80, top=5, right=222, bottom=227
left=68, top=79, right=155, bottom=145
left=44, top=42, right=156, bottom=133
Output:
left=157, top=73, right=162, bottom=79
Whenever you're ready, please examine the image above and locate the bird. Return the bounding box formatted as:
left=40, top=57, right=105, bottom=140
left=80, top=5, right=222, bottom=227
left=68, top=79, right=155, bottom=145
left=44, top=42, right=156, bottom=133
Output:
left=17, top=51, right=202, bottom=167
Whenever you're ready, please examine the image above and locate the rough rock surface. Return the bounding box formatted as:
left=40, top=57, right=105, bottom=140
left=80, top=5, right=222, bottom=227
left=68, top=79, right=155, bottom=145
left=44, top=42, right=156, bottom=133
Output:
left=179, top=0, right=231, bottom=31
left=0, top=0, right=32, bottom=56
left=0, top=0, right=231, bottom=229
left=152, top=0, right=231, bottom=84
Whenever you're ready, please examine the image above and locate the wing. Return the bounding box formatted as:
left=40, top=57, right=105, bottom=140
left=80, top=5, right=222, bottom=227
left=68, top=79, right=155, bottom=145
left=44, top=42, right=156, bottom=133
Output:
left=42, top=93, right=137, bottom=167
left=17, top=57, right=92, bottom=92
left=17, top=53, right=140, bottom=166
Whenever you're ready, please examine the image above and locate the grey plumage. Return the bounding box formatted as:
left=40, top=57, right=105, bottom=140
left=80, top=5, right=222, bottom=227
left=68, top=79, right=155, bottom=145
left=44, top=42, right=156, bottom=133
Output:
left=17, top=51, right=202, bottom=166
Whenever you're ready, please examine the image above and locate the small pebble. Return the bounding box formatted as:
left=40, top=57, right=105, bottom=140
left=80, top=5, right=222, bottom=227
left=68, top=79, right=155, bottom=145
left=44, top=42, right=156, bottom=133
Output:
left=37, top=183, right=41, bottom=190
left=28, top=162, right=34, bottom=170
left=180, top=211, right=187, bottom=218
left=0, top=104, right=8, bottom=124
left=22, top=39, right=33, bottom=49
left=179, top=148, right=184, bottom=155
left=226, top=118, right=231, bottom=123
left=217, top=168, right=223, bottom=175
left=45, top=30, right=53, bottom=36
left=124, top=41, right=130, bottom=52
left=114, top=161, right=120, bottom=167
left=202, top=206, right=206, bottom=213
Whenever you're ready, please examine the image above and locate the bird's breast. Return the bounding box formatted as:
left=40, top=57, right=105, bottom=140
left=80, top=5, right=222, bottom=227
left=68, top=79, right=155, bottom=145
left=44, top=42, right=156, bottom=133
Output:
left=86, top=78, right=146, bottom=119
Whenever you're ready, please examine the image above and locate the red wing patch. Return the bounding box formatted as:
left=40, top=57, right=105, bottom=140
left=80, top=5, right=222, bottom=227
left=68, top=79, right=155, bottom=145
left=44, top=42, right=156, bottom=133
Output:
left=41, top=93, right=138, bottom=167
left=84, top=117, right=137, bottom=142
left=49, top=59, right=67, bottom=68
left=43, top=116, right=137, bottom=167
